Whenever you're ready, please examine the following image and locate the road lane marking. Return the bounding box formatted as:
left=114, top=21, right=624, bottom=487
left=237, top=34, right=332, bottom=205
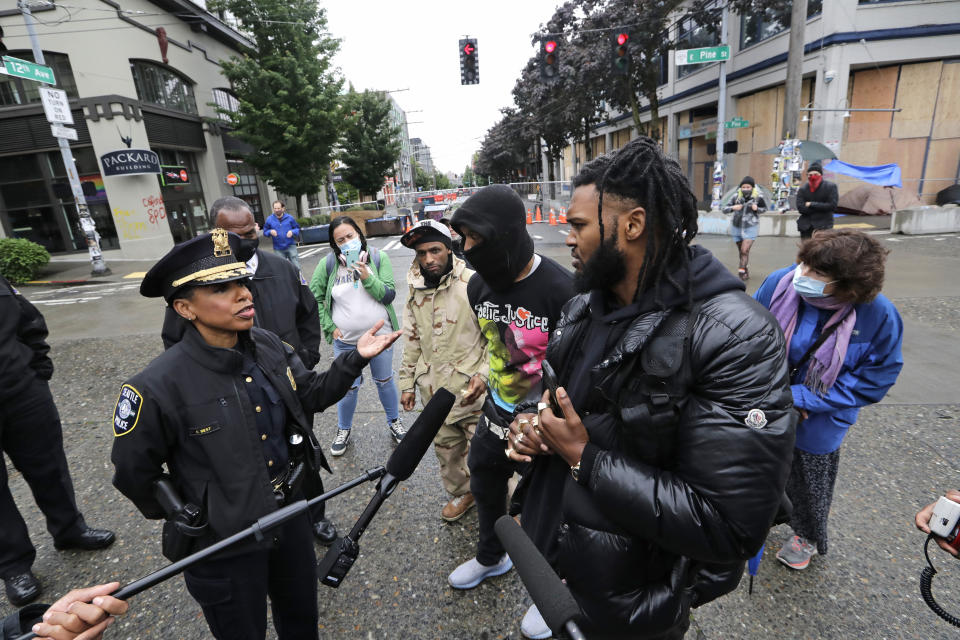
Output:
left=123, top=272, right=146, bottom=279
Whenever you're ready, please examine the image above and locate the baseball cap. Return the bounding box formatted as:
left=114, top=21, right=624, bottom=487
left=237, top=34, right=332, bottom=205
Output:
left=401, top=219, right=452, bottom=249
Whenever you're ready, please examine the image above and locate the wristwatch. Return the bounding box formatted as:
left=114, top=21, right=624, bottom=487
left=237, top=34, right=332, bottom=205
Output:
left=569, top=460, right=581, bottom=482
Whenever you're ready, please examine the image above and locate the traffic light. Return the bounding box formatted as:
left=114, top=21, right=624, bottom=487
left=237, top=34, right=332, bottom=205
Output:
left=611, top=31, right=630, bottom=75
left=459, top=38, right=479, bottom=85
left=540, top=38, right=559, bottom=83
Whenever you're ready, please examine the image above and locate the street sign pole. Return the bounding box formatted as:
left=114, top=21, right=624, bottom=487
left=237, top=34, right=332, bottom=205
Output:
left=19, top=0, right=109, bottom=276
left=710, top=4, right=729, bottom=211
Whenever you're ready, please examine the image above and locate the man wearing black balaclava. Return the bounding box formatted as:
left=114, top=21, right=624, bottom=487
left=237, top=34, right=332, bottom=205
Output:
left=448, top=185, right=573, bottom=638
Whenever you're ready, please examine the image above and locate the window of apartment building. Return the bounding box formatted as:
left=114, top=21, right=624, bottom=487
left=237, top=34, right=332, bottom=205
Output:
left=740, top=0, right=823, bottom=50
left=0, top=51, right=78, bottom=107
left=131, top=61, right=198, bottom=114
left=212, top=88, right=240, bottom=122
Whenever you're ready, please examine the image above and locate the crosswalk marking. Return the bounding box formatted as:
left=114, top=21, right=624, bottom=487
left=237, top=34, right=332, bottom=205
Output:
left=382, top=240, right=401, bottom=252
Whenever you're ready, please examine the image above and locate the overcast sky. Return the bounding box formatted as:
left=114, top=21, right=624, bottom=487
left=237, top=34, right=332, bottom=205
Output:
left=320, top=0, right=562, bottom=174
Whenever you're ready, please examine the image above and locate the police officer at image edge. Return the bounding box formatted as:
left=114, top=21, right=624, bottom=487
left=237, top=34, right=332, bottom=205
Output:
left=0, top=274, right=115, bottom=608
left=110, top=229, right=395, bottom=639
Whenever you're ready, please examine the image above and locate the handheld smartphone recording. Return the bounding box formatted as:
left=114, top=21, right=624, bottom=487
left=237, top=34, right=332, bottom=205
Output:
left=540, top=359, right=563, bottom=418
left=930, top=496, right=960, bottom=550
left=342, top=247, right=362, bottom=269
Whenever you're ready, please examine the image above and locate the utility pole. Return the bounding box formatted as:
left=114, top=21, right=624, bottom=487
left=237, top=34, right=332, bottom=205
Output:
left=782, top=0, right=808, bottom=139
left=19, top=0, right=109, bottom=276
left=710, top=3, right=729, bottom=211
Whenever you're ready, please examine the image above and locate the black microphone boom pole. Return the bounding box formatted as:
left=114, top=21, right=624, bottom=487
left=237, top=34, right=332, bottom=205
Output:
left=318, top=388, right=455, bottom=587
left=495, top=515, right=587, bottom=640
left=13, top=467, right=385, bottom=640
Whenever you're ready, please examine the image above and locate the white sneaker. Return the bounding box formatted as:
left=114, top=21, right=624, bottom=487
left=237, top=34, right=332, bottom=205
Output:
left=447, top=554, right=513, bottom=590
left=521, top=604, right=552, bottom=639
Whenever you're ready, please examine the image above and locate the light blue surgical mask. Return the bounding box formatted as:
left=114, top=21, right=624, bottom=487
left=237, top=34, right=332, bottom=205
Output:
left=792, top=263, right=835, bottom=298
left=340, top=237, right=361, bottom=254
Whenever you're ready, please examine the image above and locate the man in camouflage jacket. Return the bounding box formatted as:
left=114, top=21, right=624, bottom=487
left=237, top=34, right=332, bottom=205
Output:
left=398, top=220, right=488, bottom=522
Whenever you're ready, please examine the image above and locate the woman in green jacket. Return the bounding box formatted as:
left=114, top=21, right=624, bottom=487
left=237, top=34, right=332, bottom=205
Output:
left=309, top=217, right=403, bottom=456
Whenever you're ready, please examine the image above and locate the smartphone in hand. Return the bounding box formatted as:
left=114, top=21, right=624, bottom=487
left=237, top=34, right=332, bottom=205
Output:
left=540, top=359, right=564, bottom=418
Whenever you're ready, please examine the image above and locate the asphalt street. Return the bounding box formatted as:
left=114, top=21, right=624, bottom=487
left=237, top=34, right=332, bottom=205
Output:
left=4, top=223, right=960, bottom=639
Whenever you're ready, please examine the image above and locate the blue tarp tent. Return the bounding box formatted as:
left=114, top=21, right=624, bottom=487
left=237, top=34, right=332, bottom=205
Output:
left=823, top=160, right=902, bottom=188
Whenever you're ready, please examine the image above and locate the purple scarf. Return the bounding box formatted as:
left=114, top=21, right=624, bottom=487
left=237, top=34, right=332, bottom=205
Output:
left=769, top=268, right=856, bottom=395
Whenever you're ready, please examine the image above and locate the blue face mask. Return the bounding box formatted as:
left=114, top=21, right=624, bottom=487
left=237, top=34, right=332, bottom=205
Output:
left=340, top=237, right=361, bottom=254
left=792, top=263, right=834, bottom=298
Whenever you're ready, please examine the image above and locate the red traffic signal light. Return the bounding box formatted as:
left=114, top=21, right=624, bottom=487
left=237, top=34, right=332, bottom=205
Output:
left=540, top=38, right=559, bottom=82
left=611, top=31, right=630, bottom=75
left=459, top=38, right=479, bottom=85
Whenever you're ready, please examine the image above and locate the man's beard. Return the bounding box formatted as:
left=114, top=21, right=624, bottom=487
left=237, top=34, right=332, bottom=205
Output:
left=574, top=234, right=628, bottom=294
left=421, top=255, right=452, bottom=288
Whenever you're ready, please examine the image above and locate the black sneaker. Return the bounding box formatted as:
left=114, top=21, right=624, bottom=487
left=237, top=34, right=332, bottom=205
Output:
left=389, top=418, right=406, bottom=444
left=331, top=429, right=350, bottom=456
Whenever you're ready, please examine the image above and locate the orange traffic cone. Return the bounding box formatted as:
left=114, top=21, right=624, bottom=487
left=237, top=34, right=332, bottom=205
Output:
left=535, top=205, right=543, bottom=223
left=548, top=208, right=558, bottom=226
left=526, top=208, right=533, bottom=225
left=404, top=217, right=413, bottom=233
left=559, top=207, right=567, bottom=224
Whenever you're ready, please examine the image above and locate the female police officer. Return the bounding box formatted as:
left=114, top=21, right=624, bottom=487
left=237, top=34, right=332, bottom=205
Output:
left=109, top=229, right=400, bottom=640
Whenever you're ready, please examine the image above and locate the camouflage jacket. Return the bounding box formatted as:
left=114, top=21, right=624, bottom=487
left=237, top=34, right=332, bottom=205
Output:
left=399, top=255, right=488, bottom=423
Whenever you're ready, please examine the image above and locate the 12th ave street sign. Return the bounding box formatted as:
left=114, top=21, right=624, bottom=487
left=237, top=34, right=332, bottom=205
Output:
left=675, top=46, right=730, bottom=66
left=1, top=56, right=56, bottom=84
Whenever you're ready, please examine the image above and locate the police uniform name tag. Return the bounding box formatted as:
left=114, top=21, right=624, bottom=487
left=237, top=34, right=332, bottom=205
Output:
left=113, top=383, right=143, bottom=436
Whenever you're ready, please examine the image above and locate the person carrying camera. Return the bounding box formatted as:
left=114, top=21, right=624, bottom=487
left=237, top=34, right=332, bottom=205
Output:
left=722, top=176, right=766, bottom=281
left=110, top=229, right=399, bottom=640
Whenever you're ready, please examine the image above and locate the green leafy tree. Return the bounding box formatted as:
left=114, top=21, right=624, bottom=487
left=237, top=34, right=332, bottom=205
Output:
left=462, top=166, right=475, bottom=186
left=339, top=89, right=402, bottom=200
left=434, top=172, right=452, bottom=190
left=210, top=0, right=342, bottom=215
left=413, top=161, right=431, bottom=191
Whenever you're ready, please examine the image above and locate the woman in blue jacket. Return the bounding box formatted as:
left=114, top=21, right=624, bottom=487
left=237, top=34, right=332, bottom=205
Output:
left=755, top=229, right=903, bottom=571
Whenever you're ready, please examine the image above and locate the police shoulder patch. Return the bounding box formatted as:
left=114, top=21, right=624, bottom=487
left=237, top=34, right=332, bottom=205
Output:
left=113, top=383, right=143, bottom=437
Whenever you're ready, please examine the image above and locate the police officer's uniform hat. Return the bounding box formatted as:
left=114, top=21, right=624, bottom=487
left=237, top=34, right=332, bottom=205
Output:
left=401, top=219, right=452, bottom=249
left=141, top=229, right=254, bottom=302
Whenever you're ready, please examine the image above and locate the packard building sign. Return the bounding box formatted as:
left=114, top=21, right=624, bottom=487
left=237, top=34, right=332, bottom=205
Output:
left=100, top=149, right=161, bottom=177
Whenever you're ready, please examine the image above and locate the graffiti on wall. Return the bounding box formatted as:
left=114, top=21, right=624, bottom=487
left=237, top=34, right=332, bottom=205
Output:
left=112, top=208, right=146, bottom=240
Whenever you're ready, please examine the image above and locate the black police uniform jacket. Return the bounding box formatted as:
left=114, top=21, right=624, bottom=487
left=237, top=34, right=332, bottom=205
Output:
left=111, top=325, right=364, bottom=551
left=161, top=250, right=323, bottom=369
left=0, top=274, right=53, bottom=400
left=527, top=253, right=796, bottom=637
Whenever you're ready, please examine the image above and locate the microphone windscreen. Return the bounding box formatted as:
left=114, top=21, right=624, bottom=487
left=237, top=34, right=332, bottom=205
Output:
left=494, top=516, right=580, bottom=633
left=385, top=388, right=455, bottom=480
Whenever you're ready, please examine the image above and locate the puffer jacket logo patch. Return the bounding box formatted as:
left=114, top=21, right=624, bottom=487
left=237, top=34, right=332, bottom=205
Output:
left=745, top=409, right=768, bottom=430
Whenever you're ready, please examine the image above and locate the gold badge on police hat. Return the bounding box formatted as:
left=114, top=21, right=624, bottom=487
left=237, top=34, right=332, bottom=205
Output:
left=287, top=366, right=297, bottom=390
left=212, top=228, right=232, bottom=257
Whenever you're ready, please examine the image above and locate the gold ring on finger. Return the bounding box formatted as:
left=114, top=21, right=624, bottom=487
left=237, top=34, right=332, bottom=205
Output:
left=516, top=432, right=525, bottom=444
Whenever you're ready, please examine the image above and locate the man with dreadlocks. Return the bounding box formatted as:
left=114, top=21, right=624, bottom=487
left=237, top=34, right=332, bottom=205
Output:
left=507, top=138, right=796, bottom=639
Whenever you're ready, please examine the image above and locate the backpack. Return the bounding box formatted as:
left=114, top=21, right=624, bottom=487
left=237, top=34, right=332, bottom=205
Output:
left=613, top=301, right=790, bottom=608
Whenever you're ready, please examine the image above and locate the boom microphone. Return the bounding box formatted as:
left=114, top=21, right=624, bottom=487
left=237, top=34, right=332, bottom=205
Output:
left=495, top=515, right=586, bottom=640
left=318, top=389, right=455, bottom=588
left=386, top=387, right=456, bottom=481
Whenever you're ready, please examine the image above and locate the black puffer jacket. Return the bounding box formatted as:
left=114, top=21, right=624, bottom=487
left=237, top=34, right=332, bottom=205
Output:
left=540, top=252, right=796, bottom=637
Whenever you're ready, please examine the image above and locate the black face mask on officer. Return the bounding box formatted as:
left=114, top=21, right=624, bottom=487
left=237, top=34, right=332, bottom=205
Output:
left=237, top=235, right=260, bottom=259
